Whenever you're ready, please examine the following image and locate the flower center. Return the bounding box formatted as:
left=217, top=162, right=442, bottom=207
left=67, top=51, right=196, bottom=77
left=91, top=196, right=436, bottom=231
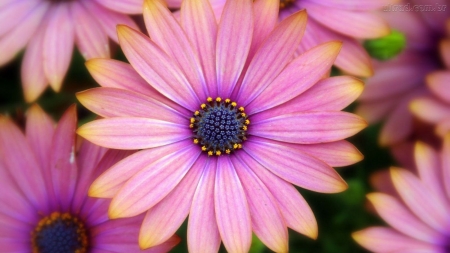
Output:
left=280, top=0, right=295, bottom=9
left=32, top=212, right=89, bottom=253
left=191, top=97, right=249, bottom=156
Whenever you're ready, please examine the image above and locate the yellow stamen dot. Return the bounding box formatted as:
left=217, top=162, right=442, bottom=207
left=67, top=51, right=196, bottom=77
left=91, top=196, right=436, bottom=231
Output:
left=207, top=97, right=213, bottom=102
left=190, top=118, right=195, bottom=123
left=241, top=113, right=246, bottom=117
left=201, top=104, right=206, bottom=109
left=202, top=146, right=207, bottom=151
left=242, top=126, right=247, bottom=131
left=194, top=111, right=200, bottom=116
left=208, top=151, right=213, bottom=156
left=189, top=124, right=194, bottom=128
left=231, top=102, right=237, bottom=107
left=238, top=144, right=242, bottom=149
left=239, top=107, right=245, bottom=112
left=245, top=119, right=250, bottom=125
left=233, top=144, right=238, bottom=149
left=226, top=149, right=231, bottom=154
left=216, top=97, right=222, bottom=102
left=193, top=139, right=199, bottom=144
left=225, top=99, right=231, bottom=103
left=216, top=151, right=221, bottom=156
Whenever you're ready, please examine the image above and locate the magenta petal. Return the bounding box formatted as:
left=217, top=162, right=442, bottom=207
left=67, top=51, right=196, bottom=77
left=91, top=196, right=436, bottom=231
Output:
left=248, top=0, right=278, bottom=58
left=181, top=0, right=218, bottom=97
left=89, top=141, right=190, bottom=198
left=0, top=0, right=40, bottom=36
left=72, top=2, right=109, bottom=59
left=237, top=10, right=307, bottom=106
left=294, top=141, right=363, bottom=167
left=215, top=157, right=252, bottom=253
left=77, top=117, right=190, bottom=150
left=231, top=156, right=289, bottom=252
left=215, top=0, right=253, bottom=98
left=188, top=158, right=221, bottom=253
left=236, top=151, right=317, bottom=239
left=117, top=25, right=200, bottom=111
left=250, top=111, right=366, bottom=144
left=144, top=0, right=207, bottom=100
left=244, top=137, right=347, bottom=193
left=77, top=88, right=188, bottom=123
left=247, top=42, right=342, bottom=114
left=109, top=144, right=200, bottom=218
left=139, top=156, right=206, bottom=248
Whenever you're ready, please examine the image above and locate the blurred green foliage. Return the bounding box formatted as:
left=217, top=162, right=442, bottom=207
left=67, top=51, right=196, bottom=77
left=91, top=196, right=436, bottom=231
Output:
left=364, top=30, right=406, bottom=61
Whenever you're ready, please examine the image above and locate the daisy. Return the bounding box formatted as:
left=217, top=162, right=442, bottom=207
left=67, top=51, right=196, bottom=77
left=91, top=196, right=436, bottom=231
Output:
left=0, top=0, right=139, bottom=102
left=353, top=138, right=450, bottom=252
left=0, top=105, right=179, bottom=252
left=356, top=1, right=449, bottom=146
left=77, top=0, right=367, bottom=252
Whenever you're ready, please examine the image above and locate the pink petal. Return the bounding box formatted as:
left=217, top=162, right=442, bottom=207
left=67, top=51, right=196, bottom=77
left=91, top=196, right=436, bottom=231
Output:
left=188, top=158, right=221, bottom=253
left=440, top=39, right=450, bottom=69
left=436, top=119, right=450, bottom=138
left=139, top=156, right=206, bottom=248
left=352, top=227, right=437, bottom=252
left=94, top=0, right=143, bottom=14
left=231, top=156, right=289, bottom=252
left=294, top=141, right=363, bottom=167
left=77, top=88, right=187, bottom=123
left=77, top=117, right=190, bottom=150
left=368, top=193, right=444, bottom=243
left=180, top=0, right=218, bottom=97
left=248, top=0, right=279, bottom=58
left=247, top=42, right=342, bottom=114
left=250, top=111, right=367, bottom=144
left=356, top=99, right=397, bottom=124
left=89, top=141, right=190, bottom=198
left=43, top=3, right=75, bottom=91
left=72, top=2, right=110, bottom=59
left=379, top=95, right=414, bottom=146
left=85, top=59, right=168, bottom=99
left=390, top=168, right=450, bottom=234
left=316, top=0, right=400, bottom=10
left=244, top=137, right=347, bottom=193
left=0, top=1, right=48, bottom=66
left=410, top=96, right=450, bottom=124
left=0, top=116, right=49, bottom=212
left=109, top=144, right=200, bottom=218
left=117, top=25, right=200, bottom=111
left=215, top=0, right=253, bottom=98
left=0, top=0, right=40, bottom=37
left=144, top=0, right=207, bottom=100
left=21, top=28, right=48, bottom=102
left=426, top=71, right=450, bottom=103
left=238, top=10, right=307, bottom=106
left=236, top=151, right=317, bottom=239
left=441, top=134, right=450, bottom=200
left=214, top=156, right=252, bottom=253
left=302, top=1, right=390, bottom=39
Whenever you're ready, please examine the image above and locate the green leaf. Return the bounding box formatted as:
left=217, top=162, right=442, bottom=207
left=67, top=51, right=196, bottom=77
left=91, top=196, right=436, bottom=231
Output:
left=364, top=30, right=406, bottom=61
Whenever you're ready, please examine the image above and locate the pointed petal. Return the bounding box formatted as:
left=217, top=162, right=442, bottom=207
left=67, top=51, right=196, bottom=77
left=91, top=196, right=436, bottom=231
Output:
left=247, top=42, right=342, bottom=114
left=368, top=193, right=444, bottom=243
left=410, top=96, right=450, bottom=124
left=181, top=0, right=218, bottom=97
left=238, top=10, right=307, bottom=106
left=188, top=159, right=221, bottom=253
left=214, top=157, right=252, bottom=253
left=231, top=156, right=289, bottom=252
left=248, top=0, right=279, bottom=58
left=244, top=137, right=347, bottom=193
left=356, top=99, right=397, bottom=124
left=426, top=71, right=450, bottom=103
left=77, top=88, right=187, bottom=123
left=144, top=0, right=207, bottom=100
left=442, top=134, right=450, bottom=200
left=139, top=156, right=206, bottom=248
left=72, top=2, right=109, bottom=59
left=117, top=25, right=200, bottom=111
left=379, top=96, right=413, bottom=146
left=216, top=0, right=253, bottom=98
left=236, top=151, right=317, bottom=239
left=293, top=141, right=363, bottom=167
left=250, top=111, right=367, bottom=144
left=109, top=145, right=200, bottom=218
left=77, top=117, right=190, bottom=150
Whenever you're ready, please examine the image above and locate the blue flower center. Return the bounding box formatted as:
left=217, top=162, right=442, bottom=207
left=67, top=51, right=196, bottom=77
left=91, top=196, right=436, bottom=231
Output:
left=191, top=97, right=249, bottom=156
left=32, top=212, right=89, bottom=253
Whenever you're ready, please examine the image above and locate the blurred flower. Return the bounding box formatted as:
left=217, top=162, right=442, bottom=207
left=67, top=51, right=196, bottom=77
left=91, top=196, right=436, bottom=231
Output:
left=76, top=0, right=367, bottom=252
left=0, top=105, right=179, bottom=252
left=353, top=138, right=450, bottom=252
left=356, top=1, right=449, bottom=146
left=0, top=0, right=140, bottom=102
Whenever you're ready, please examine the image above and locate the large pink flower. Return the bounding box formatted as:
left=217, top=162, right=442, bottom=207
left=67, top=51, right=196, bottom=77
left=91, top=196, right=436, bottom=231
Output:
left=0, top=0, right=141, bottom=102
left=77, top=0, right=367, bottom=252
left=356, top=0, right=449, bottom=146
left=353, top=138, right=450, bottom=252
left=0, top=105, right=179, bottom=252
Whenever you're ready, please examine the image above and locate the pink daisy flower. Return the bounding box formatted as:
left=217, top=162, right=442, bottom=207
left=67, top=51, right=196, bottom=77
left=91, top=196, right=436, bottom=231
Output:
left=0, top=105, right=179, bottom=252
left=77, top=0, right=367, bottom=252
left=353, top=137, right=450, bottom=252
left=356, top=0, right=449, bottom=146
left=0, top=0, right=140, bottom=102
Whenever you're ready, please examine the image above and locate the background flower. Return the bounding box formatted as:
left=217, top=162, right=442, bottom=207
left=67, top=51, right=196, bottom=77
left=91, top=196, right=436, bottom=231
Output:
left=0, top=105, right=179, bottom=252
left=76, top=0, right=366, bottom=252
